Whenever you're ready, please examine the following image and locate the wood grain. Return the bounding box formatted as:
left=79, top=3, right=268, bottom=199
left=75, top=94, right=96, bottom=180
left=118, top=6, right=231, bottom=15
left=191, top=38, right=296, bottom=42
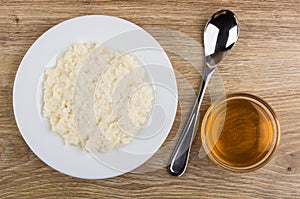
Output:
left=1, top=0, right=300, bottom=198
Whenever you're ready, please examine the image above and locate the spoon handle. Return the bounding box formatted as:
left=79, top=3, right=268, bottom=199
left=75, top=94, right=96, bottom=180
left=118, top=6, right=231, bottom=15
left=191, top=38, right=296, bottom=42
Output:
left=168, top=70, right=212, bottom=176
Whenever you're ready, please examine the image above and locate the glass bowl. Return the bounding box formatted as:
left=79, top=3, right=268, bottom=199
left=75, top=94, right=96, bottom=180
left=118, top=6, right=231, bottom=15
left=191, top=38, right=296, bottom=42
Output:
left=200, top=93, right=281, bottom=172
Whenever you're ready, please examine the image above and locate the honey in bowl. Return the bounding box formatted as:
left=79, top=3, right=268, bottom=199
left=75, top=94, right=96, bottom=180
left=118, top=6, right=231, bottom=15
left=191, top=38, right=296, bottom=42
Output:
left=201, top=93, right=280, bottom=172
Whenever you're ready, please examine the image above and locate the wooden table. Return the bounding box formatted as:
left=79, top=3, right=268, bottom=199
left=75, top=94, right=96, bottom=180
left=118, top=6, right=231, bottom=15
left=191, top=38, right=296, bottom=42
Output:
left=1, top=0, right=299, bottom=198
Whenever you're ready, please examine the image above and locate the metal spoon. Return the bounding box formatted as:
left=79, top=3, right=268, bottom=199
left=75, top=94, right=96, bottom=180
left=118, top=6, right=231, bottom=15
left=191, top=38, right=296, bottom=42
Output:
left=168, top=10, right=239, bottom=176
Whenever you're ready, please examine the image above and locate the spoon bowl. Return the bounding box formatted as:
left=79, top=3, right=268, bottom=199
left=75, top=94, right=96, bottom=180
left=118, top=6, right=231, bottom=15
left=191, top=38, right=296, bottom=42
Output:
left=204, top=10, right=239, bottom=67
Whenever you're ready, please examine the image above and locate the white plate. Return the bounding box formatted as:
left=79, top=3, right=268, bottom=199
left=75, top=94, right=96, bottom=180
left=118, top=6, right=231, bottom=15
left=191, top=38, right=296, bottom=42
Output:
left=13, top=15, right=178, bottom=179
